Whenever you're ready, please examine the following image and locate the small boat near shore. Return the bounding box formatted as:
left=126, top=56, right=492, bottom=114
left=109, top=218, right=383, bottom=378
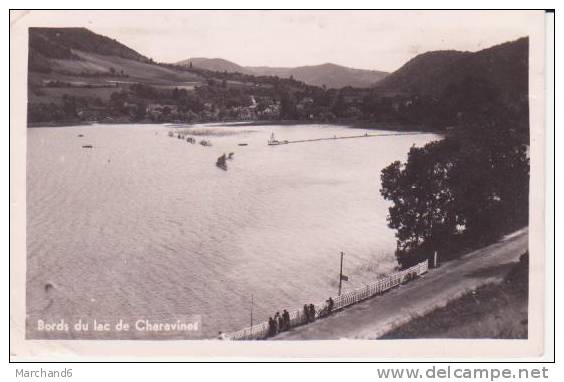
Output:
left=216, top=153, right=228, bottom=171
left=268, top=133, right=287, bottom=146
left=268, top=133, right=284, bottom=146
left=238, top=143, right=248, bottom=146
left=82, top=144, right=93, bottom=149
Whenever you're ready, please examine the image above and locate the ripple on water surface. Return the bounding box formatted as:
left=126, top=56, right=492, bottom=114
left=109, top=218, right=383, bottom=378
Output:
left=26, top=123, right=440, bottom=338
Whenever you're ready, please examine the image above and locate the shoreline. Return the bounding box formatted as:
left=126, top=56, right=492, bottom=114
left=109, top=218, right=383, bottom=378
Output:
left=274, top=228, right=528, bottom=340
left=27, top=119, right=441, bottom=134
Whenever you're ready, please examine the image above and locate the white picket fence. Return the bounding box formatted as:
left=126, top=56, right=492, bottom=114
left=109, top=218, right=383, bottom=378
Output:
left=226, top=260, right=429, bottom=340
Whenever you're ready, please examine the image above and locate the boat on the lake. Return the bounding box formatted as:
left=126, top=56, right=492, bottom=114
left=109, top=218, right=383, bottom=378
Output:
left=82, top=145, right=93, bottom=149
left=238, top=143, right=248, bottom=146
left=268, top=133, right=286, bottom=146
left=216, top=153, right=228, bottom=170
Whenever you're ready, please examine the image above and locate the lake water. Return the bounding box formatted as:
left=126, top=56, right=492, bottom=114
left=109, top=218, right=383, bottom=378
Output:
left=26, top=123, right=439, bottom=339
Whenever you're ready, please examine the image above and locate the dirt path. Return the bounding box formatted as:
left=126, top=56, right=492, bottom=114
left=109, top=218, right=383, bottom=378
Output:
left=275, top=228, right=528, bottom=340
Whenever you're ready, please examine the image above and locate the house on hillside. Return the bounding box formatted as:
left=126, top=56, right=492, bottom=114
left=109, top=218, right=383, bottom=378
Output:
left=77, top=105, right=110, bottom=121
left=233, top=106, right=256, bottom=120
left=343, top=95, right=364, bottom=106
left=146, top=103, right=178, bottom=117
left=257, top=102, right=281, bottom=120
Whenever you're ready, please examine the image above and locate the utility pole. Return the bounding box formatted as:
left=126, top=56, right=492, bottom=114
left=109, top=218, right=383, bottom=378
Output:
left=338, top=251, right=344, bottom=296
left=250, top=294, right=254, bottom=329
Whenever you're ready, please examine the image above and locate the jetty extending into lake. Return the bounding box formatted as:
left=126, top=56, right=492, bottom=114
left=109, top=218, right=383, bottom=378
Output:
left=267, top=131, right=426, bottom=146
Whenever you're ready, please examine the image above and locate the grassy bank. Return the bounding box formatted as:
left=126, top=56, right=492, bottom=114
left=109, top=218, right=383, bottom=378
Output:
left=380, top=252, right=529, bottom=339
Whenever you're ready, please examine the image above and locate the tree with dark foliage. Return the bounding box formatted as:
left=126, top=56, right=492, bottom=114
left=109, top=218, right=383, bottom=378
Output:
left=381, top=118, right=529, bottom=268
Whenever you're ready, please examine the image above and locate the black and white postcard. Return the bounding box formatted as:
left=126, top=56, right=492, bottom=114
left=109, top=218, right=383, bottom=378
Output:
left=9, top=9, right=550, bottom=360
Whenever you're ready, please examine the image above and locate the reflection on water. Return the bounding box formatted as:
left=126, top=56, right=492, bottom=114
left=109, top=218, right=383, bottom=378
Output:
left=26, top=123, right=439, bottom=338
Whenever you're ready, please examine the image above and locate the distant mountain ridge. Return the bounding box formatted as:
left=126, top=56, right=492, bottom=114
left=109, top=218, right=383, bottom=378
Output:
left=249, top=63, right=389, bottom=89
left=177, top=57, right=246, bottom=73
left=27, top=27, right=528, bottom=138
left=29, top=27, right=150, bottom=63
left=177, top=58, right=389, bottom=88
left=28, top=27, right=202, bottom=85
left=374, top=50, right=471, bottom=94
left=374, top=37, right=529, bottom=139
left=375, top=37, right=529, bottom=103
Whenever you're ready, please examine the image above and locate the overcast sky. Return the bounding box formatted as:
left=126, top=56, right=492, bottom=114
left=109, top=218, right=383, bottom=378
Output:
left=25, top=10, right=537, bottom=72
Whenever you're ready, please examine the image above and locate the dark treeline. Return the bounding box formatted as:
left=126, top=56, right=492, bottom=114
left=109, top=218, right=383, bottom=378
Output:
left=29, top=61, right=527, bottom=136
left=27, top=79, right=518, bottom=136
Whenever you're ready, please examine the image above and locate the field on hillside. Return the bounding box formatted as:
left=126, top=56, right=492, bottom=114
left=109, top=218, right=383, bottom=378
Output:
left=28, top=86, right=121, bottom=104
left=29, top=51, right=205, bottom=90
left=28, top=50, right=209, bottom=104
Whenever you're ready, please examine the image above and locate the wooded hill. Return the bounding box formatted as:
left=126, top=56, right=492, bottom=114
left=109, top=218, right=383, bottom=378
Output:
left=27, top=27, right=528, bottom=139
